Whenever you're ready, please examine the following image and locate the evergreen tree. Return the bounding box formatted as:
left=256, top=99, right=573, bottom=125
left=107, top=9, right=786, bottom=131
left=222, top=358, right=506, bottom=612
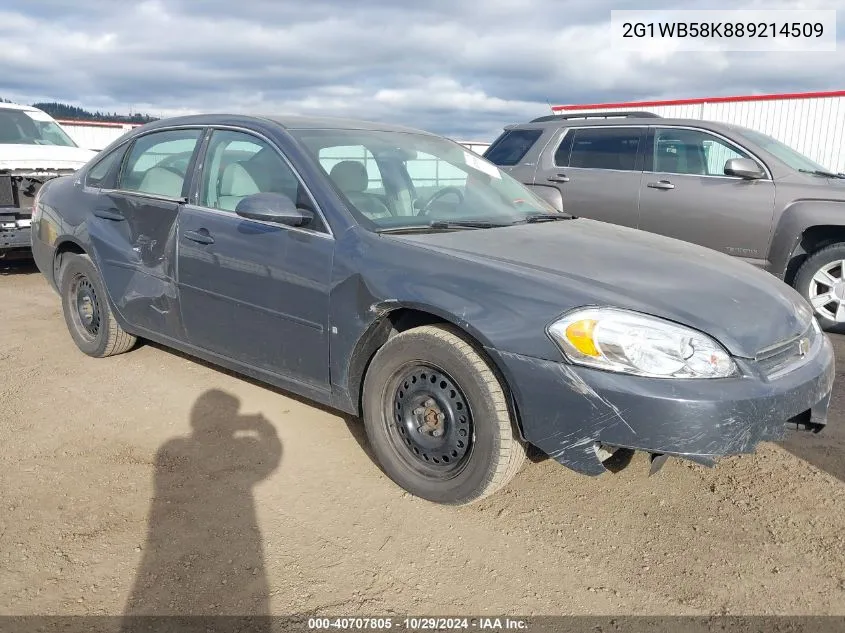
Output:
left=0, top=97, right=159, bottom=124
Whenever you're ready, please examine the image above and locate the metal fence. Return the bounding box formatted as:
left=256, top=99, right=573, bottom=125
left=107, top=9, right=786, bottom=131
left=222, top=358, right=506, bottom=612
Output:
left=56, top=120, right=137, bottom=152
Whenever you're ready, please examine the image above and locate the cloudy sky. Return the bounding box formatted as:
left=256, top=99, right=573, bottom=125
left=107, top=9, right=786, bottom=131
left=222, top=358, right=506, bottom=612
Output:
left=1, top=0, right=843, bottom=140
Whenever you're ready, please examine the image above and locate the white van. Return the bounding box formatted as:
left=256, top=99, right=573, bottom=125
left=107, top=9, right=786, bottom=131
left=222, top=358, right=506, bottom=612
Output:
left=0, top=103, right=96, bottom=258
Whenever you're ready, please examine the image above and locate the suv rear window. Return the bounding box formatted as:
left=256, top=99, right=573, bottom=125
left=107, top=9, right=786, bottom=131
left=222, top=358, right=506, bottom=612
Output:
left=563, top=127, right=642, bottom=171
left=483, top=129, right=542, bottom=166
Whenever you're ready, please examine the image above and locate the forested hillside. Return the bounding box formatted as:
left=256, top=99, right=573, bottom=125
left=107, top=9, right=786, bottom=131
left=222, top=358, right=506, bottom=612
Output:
left=1, top=97, right=157, bottom=124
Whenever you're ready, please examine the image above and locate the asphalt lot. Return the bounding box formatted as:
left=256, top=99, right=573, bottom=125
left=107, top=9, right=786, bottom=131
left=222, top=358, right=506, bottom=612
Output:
left=1, top=258, right=844, bottom=617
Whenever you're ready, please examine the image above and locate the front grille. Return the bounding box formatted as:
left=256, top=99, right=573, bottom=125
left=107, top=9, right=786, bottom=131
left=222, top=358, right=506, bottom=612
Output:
left=755, top=323, right=819, bottom=379
left=16, top=178, right=43, bottom=211
left=0, top=175, right=14, bottom=207
left=0, top=171, right=68, bottom=211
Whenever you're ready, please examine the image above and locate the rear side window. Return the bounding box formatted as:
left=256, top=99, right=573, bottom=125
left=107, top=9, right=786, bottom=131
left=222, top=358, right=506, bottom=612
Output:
left=483, top=129, right=542, bottom=166
left=566, top=128, right=642, bottom=171
left=119, top=129, right=202, bottom=198
left=85, top=147, right=125, bottom=189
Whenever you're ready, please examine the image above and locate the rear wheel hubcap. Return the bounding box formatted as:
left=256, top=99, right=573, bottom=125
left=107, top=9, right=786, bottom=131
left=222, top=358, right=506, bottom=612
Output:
left=809, top=260, right=845, bottom=323
left=72, top=276, right=102, bottom=338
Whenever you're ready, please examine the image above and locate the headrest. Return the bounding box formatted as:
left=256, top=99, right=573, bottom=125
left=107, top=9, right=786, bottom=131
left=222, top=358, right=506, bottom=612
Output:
left=220, top=162, right=259, bottom=197
left=329, top=160, right=368, bottom=193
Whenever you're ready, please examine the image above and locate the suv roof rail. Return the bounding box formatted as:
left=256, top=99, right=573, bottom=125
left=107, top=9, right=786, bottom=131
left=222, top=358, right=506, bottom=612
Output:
left=529, top=111, right=662, bottom=123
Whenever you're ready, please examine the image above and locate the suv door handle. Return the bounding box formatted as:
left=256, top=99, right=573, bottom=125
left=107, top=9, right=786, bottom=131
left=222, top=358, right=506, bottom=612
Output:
left=547, top=173, right=570, bottom=183
left=647, top=180, right=675, bottom=190
left=183, top=229, right=214, bottom=245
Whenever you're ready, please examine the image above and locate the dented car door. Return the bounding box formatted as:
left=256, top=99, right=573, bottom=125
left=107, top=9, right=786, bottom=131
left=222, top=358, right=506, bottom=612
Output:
left=86, top=127, right=203, bottom=340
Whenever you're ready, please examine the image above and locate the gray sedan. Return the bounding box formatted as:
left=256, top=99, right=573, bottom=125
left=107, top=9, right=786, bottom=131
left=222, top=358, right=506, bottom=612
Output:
left=30, top=114, right=834, bottom=504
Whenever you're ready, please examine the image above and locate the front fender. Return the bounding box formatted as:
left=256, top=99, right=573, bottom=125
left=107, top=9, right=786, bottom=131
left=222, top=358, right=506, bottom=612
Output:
left=329, top=276, right=532, bottom=416
left=326, top=229, right=569, bottom=415
left=769, top=200, right=845, bottom=278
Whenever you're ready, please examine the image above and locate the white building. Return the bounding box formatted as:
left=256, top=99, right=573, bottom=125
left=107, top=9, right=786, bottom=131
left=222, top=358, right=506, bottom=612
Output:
left=552, top=89, right=845, bottom=172
left=55, top=119, right=140, bottom=152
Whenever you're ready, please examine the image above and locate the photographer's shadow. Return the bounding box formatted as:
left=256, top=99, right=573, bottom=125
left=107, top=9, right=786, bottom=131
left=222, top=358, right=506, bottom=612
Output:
left=122, top=389, right=282, bottom=628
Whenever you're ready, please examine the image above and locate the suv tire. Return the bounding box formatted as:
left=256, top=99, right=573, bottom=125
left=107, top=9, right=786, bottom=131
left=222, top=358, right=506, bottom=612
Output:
left=793, top=242, right=845, bottom=332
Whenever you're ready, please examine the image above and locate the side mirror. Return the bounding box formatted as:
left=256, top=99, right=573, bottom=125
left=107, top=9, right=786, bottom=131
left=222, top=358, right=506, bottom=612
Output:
left=724, top=157, right=765, bottom=180
left=235, top=192, right=314, bottom=227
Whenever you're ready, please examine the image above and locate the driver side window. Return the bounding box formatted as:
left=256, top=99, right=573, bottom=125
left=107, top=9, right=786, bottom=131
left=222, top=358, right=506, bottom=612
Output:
left=653, top=128, right=751, bottom=176
left=199, top=129, right=324, bottom=229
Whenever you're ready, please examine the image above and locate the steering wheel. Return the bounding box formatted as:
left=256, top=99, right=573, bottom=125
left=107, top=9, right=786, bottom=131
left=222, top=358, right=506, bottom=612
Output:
left=417, top=187, right=465, bottom=216
left=349, top=192, right=395, bottom=218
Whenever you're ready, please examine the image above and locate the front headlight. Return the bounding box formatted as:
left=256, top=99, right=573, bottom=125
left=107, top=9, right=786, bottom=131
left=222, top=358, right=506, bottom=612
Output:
left=548, top=307, right=737, bottom=379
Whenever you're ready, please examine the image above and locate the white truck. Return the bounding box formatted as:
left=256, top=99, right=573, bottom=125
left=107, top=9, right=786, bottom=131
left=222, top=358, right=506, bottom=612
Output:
left=0, top=103, right=95, bottom=259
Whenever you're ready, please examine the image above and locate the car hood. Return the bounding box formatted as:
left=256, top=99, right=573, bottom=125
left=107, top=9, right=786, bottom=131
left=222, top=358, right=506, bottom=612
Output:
left=392, top=219, right=812, bottom=358
left=0, top=144, right=96, bottom=171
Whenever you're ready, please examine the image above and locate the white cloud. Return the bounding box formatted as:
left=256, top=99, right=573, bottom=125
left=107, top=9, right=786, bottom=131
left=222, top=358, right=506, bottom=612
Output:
left=0, top=0, right=844, bottom=139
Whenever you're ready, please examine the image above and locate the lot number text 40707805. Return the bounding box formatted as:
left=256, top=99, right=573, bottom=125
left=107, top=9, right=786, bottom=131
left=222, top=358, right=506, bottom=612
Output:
left=307, top=617, right=529, bottom=630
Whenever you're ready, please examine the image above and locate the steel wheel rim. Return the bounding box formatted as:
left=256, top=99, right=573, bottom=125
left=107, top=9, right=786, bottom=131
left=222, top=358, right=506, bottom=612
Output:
left=809, top=260, right=845, bottom=322
left=70, top=274, right=102, bottom=340
left=383, top=362, right=474, bottom=479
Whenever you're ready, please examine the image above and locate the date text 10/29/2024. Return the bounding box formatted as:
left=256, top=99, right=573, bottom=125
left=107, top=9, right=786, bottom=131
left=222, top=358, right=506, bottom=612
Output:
left=308, top=617, right=529, bottom=631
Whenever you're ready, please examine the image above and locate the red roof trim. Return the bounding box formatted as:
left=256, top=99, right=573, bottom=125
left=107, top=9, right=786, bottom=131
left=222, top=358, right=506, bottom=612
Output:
left=55, top=119, right=143, bottom=128
left=552, top=90, right=845, bottom=111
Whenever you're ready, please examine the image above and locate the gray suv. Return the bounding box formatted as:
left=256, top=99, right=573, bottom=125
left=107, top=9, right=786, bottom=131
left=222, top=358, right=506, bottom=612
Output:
left=484, top=112, right=845, bottom=331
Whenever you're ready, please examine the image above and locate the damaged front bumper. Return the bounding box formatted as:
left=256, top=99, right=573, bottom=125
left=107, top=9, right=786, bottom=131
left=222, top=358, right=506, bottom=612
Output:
left=1, top=169, right=67, bottom=256
left=486, top=331, right=835, bottom=476
left=0, top=217, right=31, bottom=254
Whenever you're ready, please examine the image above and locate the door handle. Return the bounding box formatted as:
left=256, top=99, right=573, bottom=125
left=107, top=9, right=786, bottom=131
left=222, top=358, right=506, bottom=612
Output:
left=183, top=229, right=214, bottom=245
left=547, top=173, right=570, bottom=183
left=93, top=208, right=124, bottom=221
left=647, top=180, right=675, bottom=190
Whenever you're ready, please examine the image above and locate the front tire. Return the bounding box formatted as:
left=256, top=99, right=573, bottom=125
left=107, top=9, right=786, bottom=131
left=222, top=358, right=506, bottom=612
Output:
left=794, top=243, right=845, bottom=332
left=362, top=324, right=526, bottom=505
left=59, top=253, right=137, bottom=357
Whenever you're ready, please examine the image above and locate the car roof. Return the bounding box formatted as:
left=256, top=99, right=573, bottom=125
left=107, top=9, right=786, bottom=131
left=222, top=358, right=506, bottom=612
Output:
left=508, top=116, right=740, bottom=134
left=0, top=103, right=42, bottom=113
left=134, top=113, right=437, bottom=136
left=268, top=115, right=437, bottom=135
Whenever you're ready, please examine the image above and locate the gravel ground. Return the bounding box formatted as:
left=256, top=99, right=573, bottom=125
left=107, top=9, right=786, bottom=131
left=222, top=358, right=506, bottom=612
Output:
left=1, top=259, right=844, bottom=617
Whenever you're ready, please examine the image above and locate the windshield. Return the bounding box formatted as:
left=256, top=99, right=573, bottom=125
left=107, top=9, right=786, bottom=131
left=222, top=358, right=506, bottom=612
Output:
left=289, top=128, right=559, bottom=231
left=0, top=108, right=78, bottom=147
left=736, top=127, right=829, bottom=173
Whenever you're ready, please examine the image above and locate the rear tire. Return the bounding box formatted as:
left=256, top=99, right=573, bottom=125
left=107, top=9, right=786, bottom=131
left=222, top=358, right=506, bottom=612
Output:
left=793, top=243, right=845, bottom=332
left=362, top=324, right=526, bottom=505
left=59, top=253, right=136, bottom=357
